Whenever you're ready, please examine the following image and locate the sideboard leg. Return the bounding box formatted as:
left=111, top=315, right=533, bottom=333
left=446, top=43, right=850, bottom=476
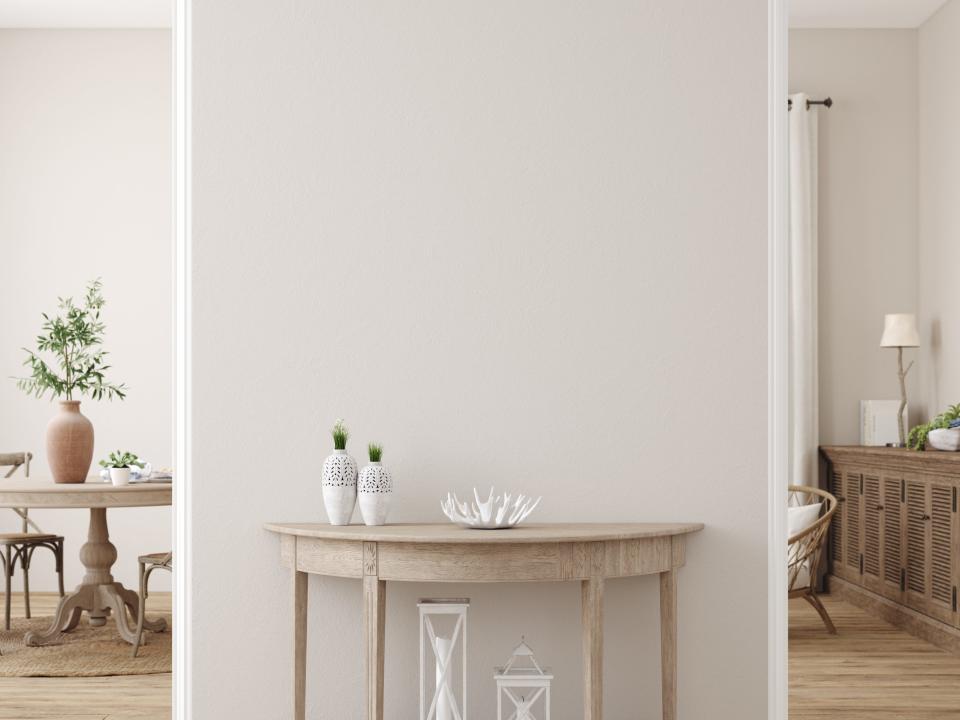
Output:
left=293, top=570, right=307, bottom=720
left=364, top=576, right=386, bottom=720
left=581, top=576, right=604, bottom=720
left=660, top=569, right=677, bottom=720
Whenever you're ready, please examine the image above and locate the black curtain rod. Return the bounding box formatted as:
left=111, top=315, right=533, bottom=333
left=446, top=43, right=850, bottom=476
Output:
left=788, top=96, right=833, bottom=111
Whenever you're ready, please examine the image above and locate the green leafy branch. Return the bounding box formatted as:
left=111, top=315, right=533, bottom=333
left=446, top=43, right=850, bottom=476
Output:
left=14, top=279, right=127, bottom=402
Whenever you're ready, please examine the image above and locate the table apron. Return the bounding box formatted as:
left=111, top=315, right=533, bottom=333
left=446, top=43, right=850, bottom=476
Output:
left=286, top=535, right=686, bottom=581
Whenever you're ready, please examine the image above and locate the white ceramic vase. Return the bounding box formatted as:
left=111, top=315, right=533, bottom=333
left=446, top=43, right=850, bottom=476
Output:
left=322, top=449, right=358, bottom=525
left=358, top=461, right=393, bottom=526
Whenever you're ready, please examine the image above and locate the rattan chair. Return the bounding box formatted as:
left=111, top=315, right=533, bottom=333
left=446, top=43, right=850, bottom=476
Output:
left=132, top=551, right=172, bottom=657
left=788, top=484, right=838, bottom=634
left=0, top=452, right=65, bottom=631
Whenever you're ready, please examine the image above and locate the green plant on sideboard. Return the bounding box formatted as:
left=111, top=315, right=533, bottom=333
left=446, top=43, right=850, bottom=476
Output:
left=908, top=403, right=960, bottom=451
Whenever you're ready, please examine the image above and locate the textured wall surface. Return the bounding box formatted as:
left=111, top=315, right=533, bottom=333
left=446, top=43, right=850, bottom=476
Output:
left=790, top=29, right=920, bottom=444
left=919, top=0, right=960, bottom=418
left=191, top=1, right=769, bottom=717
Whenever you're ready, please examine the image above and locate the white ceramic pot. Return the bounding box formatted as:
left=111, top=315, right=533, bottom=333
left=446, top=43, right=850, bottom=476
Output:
left=109, top=467, right=131, bottom=486
left=322, top=449, right=358, bottom=525
left=358, top=462, right=393, bottom=526
left=928, top=428, right=960, bottom=452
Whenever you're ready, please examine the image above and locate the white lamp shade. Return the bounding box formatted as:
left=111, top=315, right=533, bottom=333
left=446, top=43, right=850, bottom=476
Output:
left=880, top=313, right=920, bottom=348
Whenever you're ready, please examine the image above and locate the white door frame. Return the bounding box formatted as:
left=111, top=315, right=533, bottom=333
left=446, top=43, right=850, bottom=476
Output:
left=173, top=0, right=192, bottom=716
left=768, top=0, right=789, bottom=718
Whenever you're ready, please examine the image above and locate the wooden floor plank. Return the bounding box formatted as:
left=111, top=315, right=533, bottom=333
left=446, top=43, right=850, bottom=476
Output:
left=0, top=593, right=170, bottom=720
left=790, top=595, right=960, bottom=719
left=5, top=592, right=959, bottom=719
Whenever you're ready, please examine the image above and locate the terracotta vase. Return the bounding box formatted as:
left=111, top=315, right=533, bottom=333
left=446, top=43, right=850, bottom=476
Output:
left=46, top=400, right=94, bottom=483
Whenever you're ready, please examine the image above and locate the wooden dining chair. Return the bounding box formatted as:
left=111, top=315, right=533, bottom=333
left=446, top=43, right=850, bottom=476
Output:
left=0, top=452, right=65, bottom=630
left=132, top=551, right=172, bottom=657
left=788, top=484, right=838, bottom=633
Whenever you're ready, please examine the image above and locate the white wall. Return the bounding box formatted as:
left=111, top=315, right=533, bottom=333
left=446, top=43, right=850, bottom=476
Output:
left=191, top=1, right=769, bottom=717
left=0, top=30, right=172, bottom=591
left=919, top=0, right=960, bottom=416
left=789, top=30, right=921, bottom=445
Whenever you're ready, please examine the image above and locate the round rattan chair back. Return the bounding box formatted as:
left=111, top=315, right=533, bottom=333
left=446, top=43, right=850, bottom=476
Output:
left=787, top=484, right=839, bottom=633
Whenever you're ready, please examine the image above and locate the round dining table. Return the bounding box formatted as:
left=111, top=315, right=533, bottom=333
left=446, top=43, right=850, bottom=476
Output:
left=0, top=478, right=171, bottom=646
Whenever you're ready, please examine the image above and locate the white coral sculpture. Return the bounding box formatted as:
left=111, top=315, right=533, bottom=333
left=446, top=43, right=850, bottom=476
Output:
left=441, top=487, right=541, bottom=529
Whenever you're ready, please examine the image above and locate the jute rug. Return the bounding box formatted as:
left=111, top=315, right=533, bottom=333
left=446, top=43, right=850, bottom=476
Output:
left=0, top=614, right=171, bottom=677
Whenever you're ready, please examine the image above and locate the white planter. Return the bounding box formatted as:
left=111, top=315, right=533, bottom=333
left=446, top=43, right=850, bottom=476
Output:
left=109, top=467, right=131, bottom=486
left=928, top=428, right=960, bottom=452
left=322, top=449, right=358, bottom=525
left=358, top=462, right=392, bottom=526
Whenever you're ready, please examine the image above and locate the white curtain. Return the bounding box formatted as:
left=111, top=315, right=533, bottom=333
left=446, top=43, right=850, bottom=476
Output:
left=789, top=93, right=819, bottom=488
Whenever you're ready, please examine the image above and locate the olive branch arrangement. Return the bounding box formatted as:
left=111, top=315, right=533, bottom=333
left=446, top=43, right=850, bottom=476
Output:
left=14, top=279, right=127, bottom=402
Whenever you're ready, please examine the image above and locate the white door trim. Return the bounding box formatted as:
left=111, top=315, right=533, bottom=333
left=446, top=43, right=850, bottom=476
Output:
left=768, top=0, right=789, bottom=717
left=174, top=0, right=192, bottom=717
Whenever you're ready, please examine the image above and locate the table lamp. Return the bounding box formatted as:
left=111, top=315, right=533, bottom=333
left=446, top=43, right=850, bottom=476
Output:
left=880, top=313, right=920, bottom=447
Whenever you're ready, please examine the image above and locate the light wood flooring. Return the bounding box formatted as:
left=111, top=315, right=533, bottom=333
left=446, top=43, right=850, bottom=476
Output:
left=791, top=594, right=960, bottom=719
left=0, top=592, right=171, bottom=720
left=4, top=592, right=959, bottom=718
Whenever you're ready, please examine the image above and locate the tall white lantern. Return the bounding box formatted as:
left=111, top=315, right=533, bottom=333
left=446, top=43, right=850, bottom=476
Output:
left=419, top=598, right=469, bottom=720
left=494, top=638, right=552, bottom=720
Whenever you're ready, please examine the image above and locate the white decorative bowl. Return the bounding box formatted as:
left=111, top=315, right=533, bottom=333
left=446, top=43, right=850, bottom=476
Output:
left=928, top=428, right=960, bottom=452
left=441, top=487, right=541, bottom=529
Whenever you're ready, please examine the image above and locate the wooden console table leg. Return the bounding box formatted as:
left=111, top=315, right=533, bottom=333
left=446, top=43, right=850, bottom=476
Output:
left=660, top=569, right=677, bottom=720
left=363, top=575, right=386, bottom=720
left=293, top=570, right=307, bottom=720
left=582, top=576, right=604, bottom=720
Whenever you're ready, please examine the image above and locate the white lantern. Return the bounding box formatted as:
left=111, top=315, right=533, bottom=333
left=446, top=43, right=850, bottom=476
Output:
left=494, top=638, right=552, bottom=720
left=419, top=598, right=469, bottom=720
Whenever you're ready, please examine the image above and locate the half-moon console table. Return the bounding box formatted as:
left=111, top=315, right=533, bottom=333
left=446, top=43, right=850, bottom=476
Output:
left=264, top=522, right=703, bottom=720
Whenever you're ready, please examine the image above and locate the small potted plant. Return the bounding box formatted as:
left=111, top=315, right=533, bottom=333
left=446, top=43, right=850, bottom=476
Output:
left=321, top=419, right=358, bottom=525
left=908, top=404, right=960, bottom=451
left=99, top=450, right=144, bottom=486
left=358, top=443, right=393, bottom=526
left=14, top=280, right=127, bottom=483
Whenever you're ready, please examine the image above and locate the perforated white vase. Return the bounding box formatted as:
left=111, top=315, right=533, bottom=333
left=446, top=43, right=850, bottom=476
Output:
left=358, top=462, right=392, bottom=526
left=322, top=449, right=358, bottom=525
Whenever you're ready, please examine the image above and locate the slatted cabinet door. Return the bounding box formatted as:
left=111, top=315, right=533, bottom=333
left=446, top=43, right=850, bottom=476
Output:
left=829, top=468, right=845, bottom=570
left=928, top=481, right=957, bottom=626
left=904, top=479, right=959, bottom=625
left=880, top=474, right=905, bottom=603
left=844, top=470, right=863, bottom=581
left=905, top=480, right=929, bottom=606
left=861, top=474, right=884, bottom=594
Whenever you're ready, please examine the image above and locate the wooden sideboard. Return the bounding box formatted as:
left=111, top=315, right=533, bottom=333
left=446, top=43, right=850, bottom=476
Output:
left=820, top=446, right=960, bottom=651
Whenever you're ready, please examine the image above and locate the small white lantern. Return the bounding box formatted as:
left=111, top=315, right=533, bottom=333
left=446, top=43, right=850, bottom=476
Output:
left=494, top=638, right=552, bottom=720
left=419, top=598, right=469, bottom=720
